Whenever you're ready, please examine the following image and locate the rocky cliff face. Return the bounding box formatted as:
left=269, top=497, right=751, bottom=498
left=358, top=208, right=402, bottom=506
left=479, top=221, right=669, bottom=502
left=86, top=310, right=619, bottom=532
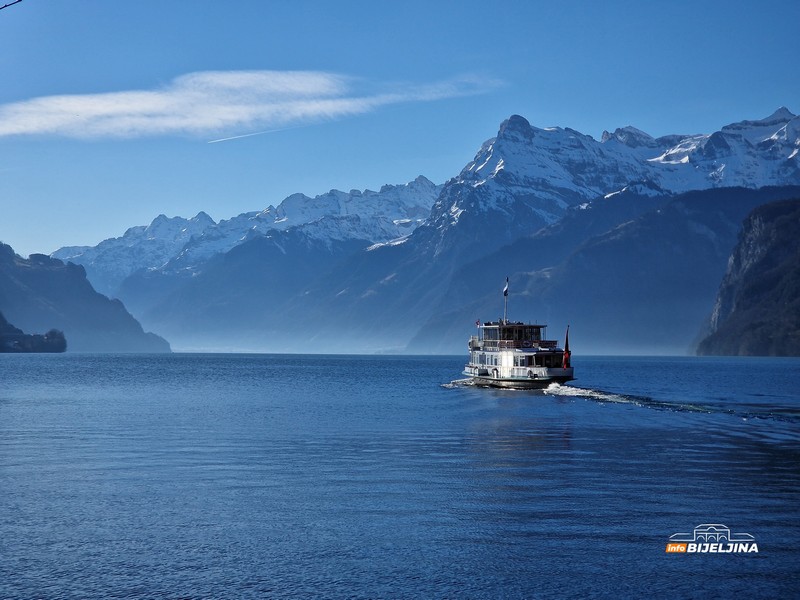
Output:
left=697, top=198, right=800, bottom=356
left=0, top=243, right=170, bottom=352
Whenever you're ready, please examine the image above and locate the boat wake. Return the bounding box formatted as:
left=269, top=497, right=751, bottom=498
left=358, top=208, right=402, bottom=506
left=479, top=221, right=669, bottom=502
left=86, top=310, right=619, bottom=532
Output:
left=543, top=383, right=711, bottom=413
left=443, top=381, right=800, bottom=428
left=441, top=378, right=476, bottom=389
left=545, top=383, right=800, bottom=433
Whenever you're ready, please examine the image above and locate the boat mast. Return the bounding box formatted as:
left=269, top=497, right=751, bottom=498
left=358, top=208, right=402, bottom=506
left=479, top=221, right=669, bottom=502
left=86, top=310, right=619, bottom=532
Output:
left=502, top=277, right=509, bottom=324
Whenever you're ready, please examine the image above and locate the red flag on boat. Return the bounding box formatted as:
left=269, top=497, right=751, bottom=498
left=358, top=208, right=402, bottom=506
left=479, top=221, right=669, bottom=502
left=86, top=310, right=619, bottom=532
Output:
left=563, top=325, right=571, bottom=369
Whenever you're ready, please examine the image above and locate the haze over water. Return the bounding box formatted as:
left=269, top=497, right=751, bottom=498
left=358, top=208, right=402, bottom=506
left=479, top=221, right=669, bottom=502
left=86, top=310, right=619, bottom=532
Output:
left=1, top=354, right=798, bottom=597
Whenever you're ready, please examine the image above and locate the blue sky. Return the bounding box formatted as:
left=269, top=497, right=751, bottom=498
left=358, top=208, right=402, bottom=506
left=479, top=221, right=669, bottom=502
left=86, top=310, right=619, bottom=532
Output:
left=1, top=0, right=798, bottom=256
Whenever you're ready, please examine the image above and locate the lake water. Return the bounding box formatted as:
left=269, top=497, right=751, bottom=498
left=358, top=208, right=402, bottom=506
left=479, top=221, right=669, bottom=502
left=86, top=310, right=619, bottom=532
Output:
left=1, top=354, right=799, bottom=598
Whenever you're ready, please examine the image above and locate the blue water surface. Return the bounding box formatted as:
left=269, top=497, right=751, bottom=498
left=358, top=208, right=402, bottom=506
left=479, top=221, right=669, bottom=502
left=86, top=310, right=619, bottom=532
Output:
left=1, top=354, right=798, bottom=598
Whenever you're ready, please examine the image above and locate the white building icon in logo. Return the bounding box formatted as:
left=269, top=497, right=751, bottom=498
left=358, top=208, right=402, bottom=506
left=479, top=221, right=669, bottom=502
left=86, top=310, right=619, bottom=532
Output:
left=669, top=523, right=755, bottom=543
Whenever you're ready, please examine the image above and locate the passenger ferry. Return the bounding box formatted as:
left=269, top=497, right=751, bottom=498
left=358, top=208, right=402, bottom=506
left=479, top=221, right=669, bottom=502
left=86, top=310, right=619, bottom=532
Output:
left=463, top=279, right=574, bottom=389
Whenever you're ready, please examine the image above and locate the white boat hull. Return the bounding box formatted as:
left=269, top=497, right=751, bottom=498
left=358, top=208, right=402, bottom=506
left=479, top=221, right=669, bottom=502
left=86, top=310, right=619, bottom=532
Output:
left=463, top=367, right=574, bottom=390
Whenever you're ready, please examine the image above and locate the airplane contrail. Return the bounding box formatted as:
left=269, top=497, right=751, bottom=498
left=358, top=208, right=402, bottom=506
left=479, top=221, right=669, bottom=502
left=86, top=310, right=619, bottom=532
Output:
left=207, top=124, right=313, bottom=144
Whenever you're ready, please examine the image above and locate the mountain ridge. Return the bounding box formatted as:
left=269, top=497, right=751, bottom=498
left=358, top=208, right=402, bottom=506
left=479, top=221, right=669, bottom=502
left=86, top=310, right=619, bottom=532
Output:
left=0, top=243, right=170, bottom=353
left=53, top=176, right=441, bottom=298
left=49, top=107, right=800, bottom=353
left=409, top=186, right=800, bottom=354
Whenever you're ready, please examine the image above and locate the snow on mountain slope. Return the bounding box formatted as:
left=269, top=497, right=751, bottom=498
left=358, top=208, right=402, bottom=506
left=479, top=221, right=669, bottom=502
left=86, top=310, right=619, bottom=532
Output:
left=52, top=108, right=798, bottom=300
left=456, top=115, right=654, bottom=208
left=172, top=175, right=439, bottom=267
left=419, top=108, right=799, bottom=255
left=53, top=176, right=441, bottom=296
left=645, top=107, right=799, bottom=189
left=52, top=212, right=217, bottom=296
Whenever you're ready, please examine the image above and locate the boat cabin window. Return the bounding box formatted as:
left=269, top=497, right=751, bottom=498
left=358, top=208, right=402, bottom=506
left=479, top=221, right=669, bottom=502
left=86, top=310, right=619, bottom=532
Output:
left=531, top=353, right=563, bottom=368
left=497, top=325, right=543, bottom=341
left=514, top=355, right=531, bottom=367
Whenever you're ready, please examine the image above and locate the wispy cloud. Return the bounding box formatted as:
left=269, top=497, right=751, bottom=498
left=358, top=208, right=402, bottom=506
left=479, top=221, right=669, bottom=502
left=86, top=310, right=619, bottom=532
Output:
left=0, top=70, right=500, bottom=140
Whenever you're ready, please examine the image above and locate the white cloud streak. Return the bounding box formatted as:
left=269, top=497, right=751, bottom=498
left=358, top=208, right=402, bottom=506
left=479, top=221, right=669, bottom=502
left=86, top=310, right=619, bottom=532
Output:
left=0, top=71, right=500, bottom=140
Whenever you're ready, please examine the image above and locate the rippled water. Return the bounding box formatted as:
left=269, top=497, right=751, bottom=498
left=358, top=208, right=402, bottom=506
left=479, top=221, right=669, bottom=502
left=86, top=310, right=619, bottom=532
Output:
left=1, top=354, right=798, bottom=598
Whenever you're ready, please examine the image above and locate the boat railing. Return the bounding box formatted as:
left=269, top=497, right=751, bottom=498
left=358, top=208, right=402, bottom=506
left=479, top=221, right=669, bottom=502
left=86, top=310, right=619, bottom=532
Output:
left=482, top=340, right=558, bottom=350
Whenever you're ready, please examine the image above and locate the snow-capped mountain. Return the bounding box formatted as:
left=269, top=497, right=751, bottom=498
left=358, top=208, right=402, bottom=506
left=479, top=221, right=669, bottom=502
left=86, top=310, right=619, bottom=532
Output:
left=50, top=106, right=800, bottom=353
left=53, top=212, right=217, bottom=296
left=425, top=108, right=799, bottom=249
left=390, top=107, right=797, bottom=270
left=171, top=175, right=439, bottom=268
left=53, top=176, right=441, bottom=296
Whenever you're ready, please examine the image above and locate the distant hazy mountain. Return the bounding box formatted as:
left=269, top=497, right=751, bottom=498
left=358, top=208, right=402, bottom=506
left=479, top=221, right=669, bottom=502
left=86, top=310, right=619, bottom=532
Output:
left=697, top=198, right=800, bottom=356
left=53, top=176, right=440, bottom=298
left=50, top=107, right=800, bottom=353
left=53, top=211, right=217, bottom=298
left=124, top=230, right=372, bottom=350
left=411, top=186, right=800, bottom=355
left=0, top=243, right=170, bottom=352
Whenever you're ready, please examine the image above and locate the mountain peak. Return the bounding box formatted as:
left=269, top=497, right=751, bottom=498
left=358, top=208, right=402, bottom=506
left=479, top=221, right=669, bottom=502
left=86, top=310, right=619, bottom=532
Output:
left=192, top=211, right=216, bottom=226
left=601, top=126, right=655, bottom=148
left=497, top=114, right=534, bottom=140
left=721, top=106, right=796, bottom=137
left=767, top=106, right=796, bottom=121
